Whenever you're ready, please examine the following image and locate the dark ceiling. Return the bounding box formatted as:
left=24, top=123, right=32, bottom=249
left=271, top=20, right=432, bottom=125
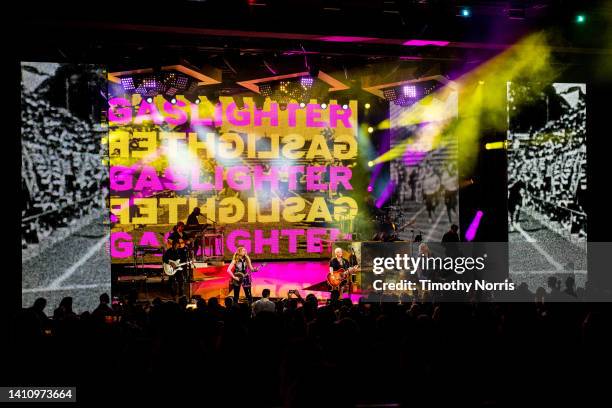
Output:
left=14, top=0, right=612, bottom=97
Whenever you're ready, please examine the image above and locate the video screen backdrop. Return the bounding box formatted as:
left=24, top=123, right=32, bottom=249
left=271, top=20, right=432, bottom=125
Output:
left=507, top=82, right=587, bottom=294
left=21, top=62, right=110, bottom=313
left=388, top=87, right=459, bottom=242
left=108, top=95, right=359, bottom=263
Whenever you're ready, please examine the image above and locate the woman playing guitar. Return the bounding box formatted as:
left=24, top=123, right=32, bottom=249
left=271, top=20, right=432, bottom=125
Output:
left=227, top=246, right=255, bottom=304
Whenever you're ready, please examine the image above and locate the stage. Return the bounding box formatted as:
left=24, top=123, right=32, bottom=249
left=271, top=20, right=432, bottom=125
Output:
left=115, top=259, right=364, bottom=303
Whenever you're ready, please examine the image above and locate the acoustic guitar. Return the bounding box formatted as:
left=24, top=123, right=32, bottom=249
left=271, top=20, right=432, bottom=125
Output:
left=165, top=237, right=192, bottom=249
left=231, top=263, right=266, bottom=287
left=326, top=265, right=359, bottom=289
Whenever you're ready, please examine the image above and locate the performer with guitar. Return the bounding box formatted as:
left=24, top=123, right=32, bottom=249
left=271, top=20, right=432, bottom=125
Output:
left=328, top=247, right=359, bottom=295
left=227, top=246, right=260, bottom=304
left=163, top=239, right=189, bottom=298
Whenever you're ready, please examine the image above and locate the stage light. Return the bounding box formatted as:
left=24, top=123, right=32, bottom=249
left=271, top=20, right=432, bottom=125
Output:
left=364, top=103, right=371, bottom=109
left=576, top=14, right=586, bottom=24
left=367, top=126, right=374, bottom=133
left=185, top=94, right=200, bottom=104
left=367, top=161, right=374, bottom=167
left=163, top=94, right=177, bottom=104
left=145, top=96, right=154, bottom=103
left=458, top=7, right=471, bottom=17
left=120, top=76, right=136, bottom=92
left=300, top=76, right=314, bottom=88
left=367, top=186, right=373, bottom=192
left=207, top=93, right=220, bottom=105
left=465, top=211, right=483, bottom=241
left=299, top=102, right=306, bottom=108
left=259, top=83, right=273, bottom=97
left=478, top=80, right=485, bottom=85
left=320, top=102, right=328, bottom=109
left=403, top=85, right=417, bottom=98
left=253, top=94, right=266, bottom=110
left=485, top=140, right=509, bottom=150
left=233, top=95, right=245, bottom=109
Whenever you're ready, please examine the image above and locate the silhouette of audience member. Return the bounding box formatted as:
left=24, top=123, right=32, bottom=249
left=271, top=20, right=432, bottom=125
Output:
left=564, top=276, right=578, bottom=299
left=546, top=276, right=563, bottom=302
left=53, top=297, right=77, bottom=320
left=92, top=293, right=113, bottom=321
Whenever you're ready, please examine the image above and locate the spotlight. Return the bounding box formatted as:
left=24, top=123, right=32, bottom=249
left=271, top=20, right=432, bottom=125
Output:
left=259, top=83, right=273, bottom=98
left=207, top=93, right=220, bottom=106
left=120, top=76, right=136, bottom=92
left=145, top=96, right=154, bottom=104
left=253, top=94, right=266, bottom=110
left=300, top=76, right=315, bottom=89
left=367, top=161, right=374, bottom=167
left=233, top=95, right=245, bottom=109
left=402, top=85, right=417, bottom=98
left=299, top=102, right=306, bottom=108
left=367, top=186, right=373, bottom=192
left=163, top=94, right=177, bottom=104
left=185, top=94, right=200, bottom=104
left=367, top=126, right=374, bottom=133
left=458, top=7, right=471, bottom=17
left=478, top=80, right=485, bottom=85
left=364, top=103, right=371, bottom=109
left=576, top=14, right=586, bottom=24
left=320, top=102, right=328, bottom=109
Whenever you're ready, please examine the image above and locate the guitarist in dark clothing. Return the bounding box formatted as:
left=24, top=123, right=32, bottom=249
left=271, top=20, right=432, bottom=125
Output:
left=163, top=240, right=188, bottom=298
left=227, top=246, right=255, bottom=304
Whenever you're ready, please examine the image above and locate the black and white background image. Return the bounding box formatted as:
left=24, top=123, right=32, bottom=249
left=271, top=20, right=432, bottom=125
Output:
left=507, top=82, right=587, bottom=299
left=21, top=62, right=110, bottom=313
left=388, top=87, right=459, bottom=243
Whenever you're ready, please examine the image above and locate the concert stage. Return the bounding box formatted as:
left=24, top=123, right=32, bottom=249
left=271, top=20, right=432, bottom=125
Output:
left=116, top=260, right=364, bottom=302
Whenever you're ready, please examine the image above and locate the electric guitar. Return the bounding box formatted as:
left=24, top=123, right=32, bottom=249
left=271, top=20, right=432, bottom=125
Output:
left=163, top=259, right=193, bottom=276
left=231, top=263, right=266, bottom=287
left=326, top=265, right=360, bottom=289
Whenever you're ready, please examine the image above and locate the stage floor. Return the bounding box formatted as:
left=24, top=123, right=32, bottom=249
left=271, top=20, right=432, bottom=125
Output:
left=190, top=260, right=361, bottom=302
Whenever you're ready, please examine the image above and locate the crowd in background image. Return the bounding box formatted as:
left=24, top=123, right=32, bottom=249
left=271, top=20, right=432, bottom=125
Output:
left=21, top=87, right=108, bottom=248
left=508, top=96, right=587, bottom=238
left=508, top=89, right=587, bottom=238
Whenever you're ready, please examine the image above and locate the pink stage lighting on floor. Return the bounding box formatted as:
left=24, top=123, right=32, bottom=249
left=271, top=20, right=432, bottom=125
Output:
left=403, top=39, right=449, bottom=47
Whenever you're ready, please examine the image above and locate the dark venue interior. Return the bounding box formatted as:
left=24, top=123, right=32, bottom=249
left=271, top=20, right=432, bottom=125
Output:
left=7, top=1, right=612, bottom=406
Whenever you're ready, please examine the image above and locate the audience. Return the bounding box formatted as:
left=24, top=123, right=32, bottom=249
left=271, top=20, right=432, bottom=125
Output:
left=10, top=284, right=612, bottom=407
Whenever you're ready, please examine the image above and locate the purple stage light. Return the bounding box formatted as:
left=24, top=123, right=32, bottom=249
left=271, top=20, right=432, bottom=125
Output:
left=403, top=85, right=417, bottom=98
left=120, top=77, right=135, bottom=92
left=403, top=39, right=449, bottom=47
left=465, top=211, right=484, bottom=241
left=367, top=186, right=373, bottom=192
left=318, top=36, right=376, bottom=43
left=375, top=180, right=396, bottom=208
left=300, top=76, right=314, bottom=88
